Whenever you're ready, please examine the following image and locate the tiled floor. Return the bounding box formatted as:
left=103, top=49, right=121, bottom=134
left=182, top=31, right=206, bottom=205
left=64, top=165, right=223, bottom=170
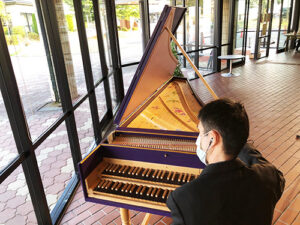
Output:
left=60, top=51, right=300, bottom=225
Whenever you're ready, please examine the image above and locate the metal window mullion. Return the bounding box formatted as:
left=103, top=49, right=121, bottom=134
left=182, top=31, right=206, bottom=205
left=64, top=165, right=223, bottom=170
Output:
left=0, top=153, right=26, bottom=183
left=39, top=0, right=82, bottom=170
left=173, top=0, right=177, bottom=37
left=140, top=0, right=150, bottom=50
left=242, top=0, right=250, bottom=62
left=291, top=0, right=299, bottom=33
left=276, top=0, right=284, bottom=51
left=0, top=20, right=52, bottom=224
left=287, top=0, right=295, bottom=48
left=214, top=0, right=222, bottom=72
left=104, top=0, right=124, bottom=104
left=183, top=0, right=186, bottom=67
left=266, top=0, right=274, bottom=57
left=195, top=0, right=199, bottom=71
left=93, top=0, right=113, bottom=122
left=228, top=0, right=235, bottom=55
left=72, top=0, right=101, bottom=142
left=255, top=0, right=263, bottom=59
left=287, top=0, right=294, bottom=33
left=34, top=0, right=59, bottom=103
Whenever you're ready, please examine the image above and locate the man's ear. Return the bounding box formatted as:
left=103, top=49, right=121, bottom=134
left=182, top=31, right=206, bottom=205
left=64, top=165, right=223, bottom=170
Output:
left=210, top=130, right=221, bottom=147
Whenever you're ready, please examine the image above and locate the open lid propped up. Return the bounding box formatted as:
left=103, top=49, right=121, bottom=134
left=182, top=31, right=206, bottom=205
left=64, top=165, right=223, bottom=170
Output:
left=114, top=6, right=187, bottom=126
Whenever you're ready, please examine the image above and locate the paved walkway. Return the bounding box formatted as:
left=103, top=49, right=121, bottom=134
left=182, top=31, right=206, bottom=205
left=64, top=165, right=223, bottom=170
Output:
left=0, top=51, right=299, bottom=224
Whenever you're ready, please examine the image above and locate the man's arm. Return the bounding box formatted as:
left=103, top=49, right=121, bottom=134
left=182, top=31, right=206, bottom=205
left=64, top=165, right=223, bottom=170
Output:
left=166, top=192, right=185, bottom=225
left=238, top=143, right=285, bottom=201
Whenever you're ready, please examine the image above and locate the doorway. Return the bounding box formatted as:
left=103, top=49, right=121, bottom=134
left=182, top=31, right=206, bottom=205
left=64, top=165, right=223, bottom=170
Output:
left=254, top=0, right=274, bottom=59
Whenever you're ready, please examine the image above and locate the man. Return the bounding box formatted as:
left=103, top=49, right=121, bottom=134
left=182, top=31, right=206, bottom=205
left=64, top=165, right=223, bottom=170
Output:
left=167, top=98, right=285, bottom=225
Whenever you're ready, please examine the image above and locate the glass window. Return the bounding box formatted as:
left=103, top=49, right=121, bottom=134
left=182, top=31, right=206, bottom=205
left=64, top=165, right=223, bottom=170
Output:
left=176, top=20, right=185, bottom=46
left=35, top=121, right=74, bottom=212
left=122, top=64, right=138, bottom=95
left=54, top=0, right=87, bottom=101
left=109, top=75, right=117, bottom=109
left=115, top=2, right=143, bottom=64
left=0, top=92, right=18, bottom=171
left=99, top=0, right=113, bottom=73
left=74, top=100, right=95, bottom=156
left=1, top=1, right=63, bottom=141
left=95, top=82, right=108, bottom=121
left=81, top=0, right=103, bottom=83
left=234, top=0, right=246, bottom=54
left=199, top=0, right=214, bottom=48
left=149, top=0, right=172, bottom=35
left=186, top=0, right=196, bottom=51
left=247, top=1, right=259, bottom=57
left=0, top=167, right=37, bottom=224
left=278, top=0, right=292, bottom=49
left=271, top=0, right=282, bottom=50
left=222, top=0, right=230, bottom=45
left=179, top=48, right=215, bottom=78
left=257, top=0, right=272, bottom=58
left=175, top=0, right=184, bottom=46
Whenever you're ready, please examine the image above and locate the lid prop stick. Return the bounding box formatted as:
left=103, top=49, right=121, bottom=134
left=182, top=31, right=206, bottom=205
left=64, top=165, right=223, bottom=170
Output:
left=165, top=27, right=219, bottom=100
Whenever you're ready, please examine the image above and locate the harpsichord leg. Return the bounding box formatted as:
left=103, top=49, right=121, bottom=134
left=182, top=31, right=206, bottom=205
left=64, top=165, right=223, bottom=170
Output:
left=120, top=208, right=131, bottom=225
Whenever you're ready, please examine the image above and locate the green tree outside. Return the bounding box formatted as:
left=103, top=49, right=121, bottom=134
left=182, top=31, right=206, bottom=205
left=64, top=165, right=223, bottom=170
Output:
left=115, top=5, right=139, bottom=20
left=64, top=0, right=94, bottom=22
left=0, top=0, right=10, bottom=25
left=31, top=14, right=39, bottom=34
left=66, top=14, right=75, bottom=32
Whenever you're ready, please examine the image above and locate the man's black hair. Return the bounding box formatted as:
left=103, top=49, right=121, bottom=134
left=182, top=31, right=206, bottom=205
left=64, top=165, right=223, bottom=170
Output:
left=198, top=98, right=249, bottom=157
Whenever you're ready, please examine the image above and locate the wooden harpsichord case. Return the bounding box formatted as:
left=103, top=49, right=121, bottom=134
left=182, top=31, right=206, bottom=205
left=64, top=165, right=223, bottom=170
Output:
left=78, top=5, right=209, bottom=218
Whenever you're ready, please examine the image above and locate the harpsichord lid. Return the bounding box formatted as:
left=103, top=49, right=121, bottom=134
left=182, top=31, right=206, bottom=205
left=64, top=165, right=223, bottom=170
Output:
left=114, top=5, right=186, bottom=126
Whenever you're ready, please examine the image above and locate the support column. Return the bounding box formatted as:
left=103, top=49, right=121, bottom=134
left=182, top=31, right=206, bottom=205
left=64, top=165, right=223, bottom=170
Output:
left=54, top=0, right=78, bottom=100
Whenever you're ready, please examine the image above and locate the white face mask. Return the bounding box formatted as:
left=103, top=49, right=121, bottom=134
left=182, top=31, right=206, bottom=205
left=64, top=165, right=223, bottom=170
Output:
left=196, top=132, right=212, bottom=165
